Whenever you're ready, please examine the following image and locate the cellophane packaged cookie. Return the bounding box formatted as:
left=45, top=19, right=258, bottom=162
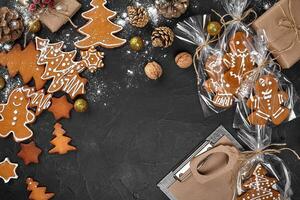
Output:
left=234, top=31, right=300, bottom=132
left=206, top=0, right=256, bottom=110
left=235, top=127, right=293, bottom=200
left=175, top=15, right=227, bottom=117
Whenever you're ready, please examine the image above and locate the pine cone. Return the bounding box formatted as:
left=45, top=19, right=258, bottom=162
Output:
left=127, top=6, right=149, bottom=28
left=0, top=7, right=24, bottom=44
left=151, top=26, right=174, bottom=48
left=155, top=0, right=189, bottom=19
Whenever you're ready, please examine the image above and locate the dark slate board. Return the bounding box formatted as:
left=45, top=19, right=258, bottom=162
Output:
left=0, top=0, right=299, bottom=199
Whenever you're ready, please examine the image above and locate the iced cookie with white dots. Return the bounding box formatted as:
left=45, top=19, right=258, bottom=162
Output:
left=0, top=88, right=35, bottom=142
left=238, top=164, right=281, bottom=200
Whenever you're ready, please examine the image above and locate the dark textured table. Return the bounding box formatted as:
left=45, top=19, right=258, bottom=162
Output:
left=0, top=0, right=299, bottom=199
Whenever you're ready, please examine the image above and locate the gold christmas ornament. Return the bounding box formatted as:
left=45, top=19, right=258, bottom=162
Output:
left=129, top=36, right=144, bottom=51
left=145, top=61, right=163, bottom=80
left=155, top=0, right=189, bottom=19
left=151, top=26, right=174, bottom=48
left=127, top=6, right=149, bottom=28
left=28, top=19, right=41, bottom=33
left=175, top=52, right=192, bottom=69
left=207, top=21, right=221, bottom=36
left=0, top=76, right=5, bottom=90
left=74, top=98, right=88, bottom=113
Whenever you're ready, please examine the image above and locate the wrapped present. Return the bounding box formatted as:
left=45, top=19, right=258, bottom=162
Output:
left=252, top=0, right=300, bottom=69
left=158, top=126, right=243, bottom=200
left=39, top=0, right=81, bottom=32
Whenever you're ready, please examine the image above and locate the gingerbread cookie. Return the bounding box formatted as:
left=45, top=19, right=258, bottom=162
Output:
left=36, top=37, right=88, bottom=99
left=75, top=0, right=126, bottom=49
left=0, top=42, right=46, bottom=90
left=0, top=88, right=35, bottom=142
left=27, top=178, right=55, bottom=200
left=247, top=75, right=290, bottom=126
left=17, top=141, right=42, bottom=165
left=203, top=32, right=255, bottom=108
left=203, top=55, right=226, bottom=93
left=49, top=123, right=76, bottom=155
left=238, top=164, right=281, bottom=200
left=222, top=32, right=255, bottom=95
left=0, top=158, right=18, bottom=183
left=80, top=46, right=105, bottom=73
left=48, top=96, right=73, bottom=121
left=21, top=86, right=52, bottom=116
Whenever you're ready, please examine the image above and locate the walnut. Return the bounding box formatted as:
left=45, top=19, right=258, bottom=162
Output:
left=175, top=52, right=193, bottom=69
left=144, top=61, right=163, bottom=80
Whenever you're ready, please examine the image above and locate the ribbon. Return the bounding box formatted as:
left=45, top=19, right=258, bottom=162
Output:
left=239, top=143, right=300, bottom=161
left=34, top=1, right=78, bottom=29
left=212, top=8, right=257, bottom=28
left=273, top=0, right=300, bottom=53
left=193, top=35, right=218, bottom=85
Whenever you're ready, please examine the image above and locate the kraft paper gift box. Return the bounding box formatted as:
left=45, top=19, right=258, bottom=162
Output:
left=252, top=0, right=300, bottom=69
left=39, top=0, right=81, bottom=33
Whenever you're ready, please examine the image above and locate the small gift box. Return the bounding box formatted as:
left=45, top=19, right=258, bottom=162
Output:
left=39, top=0, right=81, bottom=32
left=158, top=126, right=243, bottom=200
left=252, top=0, right=300, bottom=69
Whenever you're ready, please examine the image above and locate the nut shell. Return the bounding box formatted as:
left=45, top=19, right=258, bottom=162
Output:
left=144, top=61, right=163, bottom=80
left=175, top=52, right=192, bottom=68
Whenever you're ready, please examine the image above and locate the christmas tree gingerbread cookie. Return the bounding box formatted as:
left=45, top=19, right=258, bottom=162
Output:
left=238, top=164, right=281, bottom=200
left=49, top=123, right=76, bottom=155
left=247, top=75, right=290, bottom=126
left=75, top=0, right=126, bottom=49
left=36, top=37, right=105, bottom=99
left=0, top=88, right=35, bottom=142
left=21, top=86, right=52, bottom=116
left=27, top=178, right=54, bottom=200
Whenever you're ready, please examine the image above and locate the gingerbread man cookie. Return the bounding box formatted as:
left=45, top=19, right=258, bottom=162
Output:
left=247, top=75, right=290, bottom=126
left=0, top=88, right=35, bottom=142
left=206, top=32, right=255, bottom=108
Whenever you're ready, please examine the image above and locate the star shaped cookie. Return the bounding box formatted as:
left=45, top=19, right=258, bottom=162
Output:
left=48, top=96, right=73, bottom=121
left=17, top=141, right=42, bottom=165
left=0, top=157, right=18, bottom=183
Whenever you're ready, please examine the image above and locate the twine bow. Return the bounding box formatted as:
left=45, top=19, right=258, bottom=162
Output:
left=240, top=143, right=300, bottom=161
left=193, top=36, right=218, bottom=85
left=243, top=54, right=276, bottom=81
left=34, top=1, right=78, bottom=29
left=212, top=8, right=257, bottom=28
left=275, top=0, right=300, bottom=53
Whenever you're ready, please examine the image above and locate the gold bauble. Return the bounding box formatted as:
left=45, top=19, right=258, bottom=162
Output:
left=129, top=36, right=144, bottom=51
left=28, top=19, right=41, bottom=33
left=0, top=76, right=5, bottom=90
left=207, top=21, right=221, bottom=36
left=74, top=98, right=88, bottom=113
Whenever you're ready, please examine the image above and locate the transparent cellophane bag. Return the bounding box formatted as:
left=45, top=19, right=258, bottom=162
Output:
left=235, top=127, right=293, bottom=200
left=175, top=15, right=228, bottom=117
left=206, top=0, right=258, bottom=110
left=233, top=31, right=300, bottom=133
